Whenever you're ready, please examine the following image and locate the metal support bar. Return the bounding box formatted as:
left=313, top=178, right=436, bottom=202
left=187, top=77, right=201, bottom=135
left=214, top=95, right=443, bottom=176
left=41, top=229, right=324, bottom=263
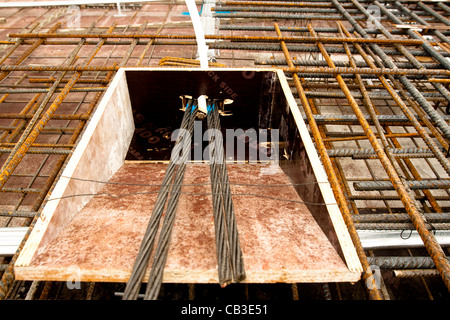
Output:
left=367, top=256, right=449, bottom=269
left=354, top=179, right=450, bottom=191
left=332, top=0, right=450, bottom=292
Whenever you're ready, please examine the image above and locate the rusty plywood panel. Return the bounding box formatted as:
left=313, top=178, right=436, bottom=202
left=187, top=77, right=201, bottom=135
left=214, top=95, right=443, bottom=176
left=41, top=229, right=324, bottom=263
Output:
left=15, top=162, right=360, bottom=283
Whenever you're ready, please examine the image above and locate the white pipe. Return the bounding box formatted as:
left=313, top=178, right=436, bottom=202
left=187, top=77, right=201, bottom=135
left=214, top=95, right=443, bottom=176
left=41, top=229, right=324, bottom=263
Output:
left=185, top=0, right=209, bottom=114
left=115, top=1, right=126, bottom=16
left=184, top=0, right=208, bottom=69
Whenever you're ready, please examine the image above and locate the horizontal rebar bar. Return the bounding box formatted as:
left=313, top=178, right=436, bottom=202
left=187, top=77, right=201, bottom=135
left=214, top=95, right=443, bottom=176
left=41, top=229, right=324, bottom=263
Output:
left=327, top=148, right=434, bottom=157
left=28, top=77, right=109, bottom=84
left=0, top=65, right=117, bottom=72
left=0, top=0, right=449, bottom=301
left=0, top=210, right=36, bottom=218
left=367, top=256, right=448, bottom=269
left=0, top=113, right=90, bottom=120
left=0, top=148, right=72, bottom=155
left=214, top=11, right=429, bottom=21
left=394, top=269, right=440, bottom=278
left=7, top=32, right=425, bottom=46
left=349, top=194, right=450, bottom=201
left=214, top=6, right=358, bottom=13
left=352, top=153, right=435, bottom=159
left=353, top=213, right=450, bottom=223
left=0, top=87, right=105, bottom=94
left=209, top=42, right=447, bottom=57
left=219, top=1, right=345, bottom=8
left=302, top=90, right=446, bottom=101
left=0, top=188, right=41, bottom=193
left=219, top=24, right=450, bottom=35
left=305, top=114, right=450, bottom=125
left=256, top=58, right=443, bottom=69
left=0, top=126, right=76, bottom=133
left=283, top=66, right=450, bottom=77
left=355, top=222, right=450, bottom=230
left=354, top=180, right=450, bottom=191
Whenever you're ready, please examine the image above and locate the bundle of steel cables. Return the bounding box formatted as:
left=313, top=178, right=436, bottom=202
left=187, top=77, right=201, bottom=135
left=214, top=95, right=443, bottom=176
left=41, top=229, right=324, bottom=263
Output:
left=122, top=98, right=245, bottom=300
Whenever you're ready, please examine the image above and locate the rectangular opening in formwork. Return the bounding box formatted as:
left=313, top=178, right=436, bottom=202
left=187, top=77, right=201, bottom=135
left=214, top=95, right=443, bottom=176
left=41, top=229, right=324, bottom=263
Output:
left=15, top=68, right=362, bottom=284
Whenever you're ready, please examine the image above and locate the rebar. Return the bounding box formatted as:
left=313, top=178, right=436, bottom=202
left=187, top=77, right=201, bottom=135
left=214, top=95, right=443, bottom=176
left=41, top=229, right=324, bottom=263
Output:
left=209, top=42, right=443, bottom=57
left=334, top=1, right=450, bottom=175
left=7, top=32, right=425, bottom=46
left=438, top=2, right=450, bottom=15
left=220, top=24, right=442, bottom=36
left=0, top=87, right=105, bottom=94
left=353, top=0, right=450, bottom=137
left=274, top=22, right=383, bottom=300
left=327, top=148, right=434, bottom=158
left=353, top=213, right=450, bottom=223
left=0, top=148, right=71, bottom=155
left=255, top=58, right=443, bottom=69
left=349, top=194, right=450, bottom=201
left=0, top=210, right=36, bottom=218
left=392, top=1, right=450, bottom=47
left=214, top=11, right=385, bottom=21
left=355, top=222, right=450, bottom=230
left=324, top=5, right=450, bottom=291
left=0, top=55, right=110, bottom=300
left=0, top=23, right=61, bottom=84
left=354, top=179, right=450, bottom=191
left=305, top=114, right=450, bottom=125
left=417, top=2, right=450, bottom=26
left=367, top=256, right=448, bottom=269
left=0, top=22, right=108, bottom=191
left=380, top=0, right=450, bottom=70
left=394, top=269, right=441, bottom=278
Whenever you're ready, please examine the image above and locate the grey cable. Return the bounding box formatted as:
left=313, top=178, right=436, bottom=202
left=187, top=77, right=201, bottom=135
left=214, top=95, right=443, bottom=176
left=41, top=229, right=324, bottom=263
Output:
left=122, top=100, right=195, bottom=300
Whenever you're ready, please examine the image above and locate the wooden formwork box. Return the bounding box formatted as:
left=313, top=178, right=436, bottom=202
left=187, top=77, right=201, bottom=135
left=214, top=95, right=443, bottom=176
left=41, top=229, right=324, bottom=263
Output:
left=15, top=68, right=362, bottom=284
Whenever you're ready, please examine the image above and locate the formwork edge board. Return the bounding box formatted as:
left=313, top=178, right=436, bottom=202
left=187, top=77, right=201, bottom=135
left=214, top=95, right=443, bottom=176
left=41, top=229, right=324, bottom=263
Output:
left=15, top=266, right=361, bottom=283
left=276, top=70, right=363, bottom=275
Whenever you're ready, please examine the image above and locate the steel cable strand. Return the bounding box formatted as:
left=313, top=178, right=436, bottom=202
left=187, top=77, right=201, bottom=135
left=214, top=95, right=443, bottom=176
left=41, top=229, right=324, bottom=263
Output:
left=206, top=101, right=233, bottom=286
left=122, top=100, right=194, bottom=300
left=210, top=100, right=246, bottom=282
left=144, top=102, right=198, bottom=300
